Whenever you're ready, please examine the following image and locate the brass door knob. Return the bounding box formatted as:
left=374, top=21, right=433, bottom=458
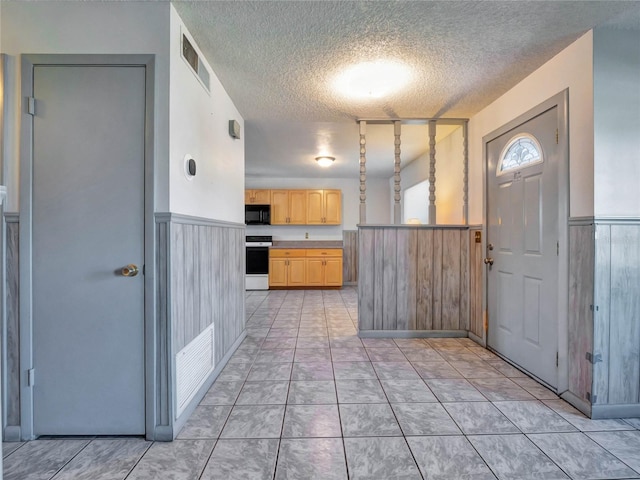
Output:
left=122, top=264, right=139, bottom=277
left=483, top=258, right=494, bottom=266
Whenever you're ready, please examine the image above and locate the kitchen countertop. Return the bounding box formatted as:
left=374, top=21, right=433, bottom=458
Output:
left=270, top=240, right=343, bottom=249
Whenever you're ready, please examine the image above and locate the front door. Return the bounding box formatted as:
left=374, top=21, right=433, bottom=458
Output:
left=486, top=105, right=560, bottom=388
left=31, top=65, right=145, bottom=435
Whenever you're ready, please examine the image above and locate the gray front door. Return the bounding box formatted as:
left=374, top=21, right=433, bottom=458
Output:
left=32, top=65, right=145, bottom=435
left=486, top=106, right=560, bottom=388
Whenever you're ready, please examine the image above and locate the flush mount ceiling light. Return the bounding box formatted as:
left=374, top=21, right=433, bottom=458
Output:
left=315, top=156, right=335, bottom=167
left=332, top=60, right=413, bottom=99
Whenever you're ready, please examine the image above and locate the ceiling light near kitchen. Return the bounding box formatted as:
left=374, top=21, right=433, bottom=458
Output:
left=333, top=60, right=413, bottom=99
left=315, top=156, right=335, bottom=167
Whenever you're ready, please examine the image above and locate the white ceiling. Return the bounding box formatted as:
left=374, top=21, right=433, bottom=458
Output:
left=172, top=0, right=640, bottom=179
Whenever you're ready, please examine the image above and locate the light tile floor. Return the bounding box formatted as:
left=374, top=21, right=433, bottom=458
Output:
left=4, top=288, right=640, bottom=479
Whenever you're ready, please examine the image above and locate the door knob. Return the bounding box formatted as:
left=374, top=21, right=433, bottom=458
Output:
left=122, top=264, right=139, bottom=277
left=484, top=258, right=494, bottom=266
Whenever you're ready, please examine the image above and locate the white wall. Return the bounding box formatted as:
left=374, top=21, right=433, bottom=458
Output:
left=593, top=28, right=640, bottom=217
left=169, top=6, right=245, bottom=223
left=0, top=1, right=171, bottom=211
left=245, top=176, right=390, bottom=239
left=468, top=31, right=595, bottom=222
left=393, top=126, right=465, bottom=224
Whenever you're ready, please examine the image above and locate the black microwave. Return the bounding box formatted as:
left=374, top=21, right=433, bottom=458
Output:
left=245, top=204, right=271, bottom=225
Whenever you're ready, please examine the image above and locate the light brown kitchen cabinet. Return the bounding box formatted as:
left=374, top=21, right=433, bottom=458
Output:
left=305, top=249, right=343, bottom=286
left=323, top=258, right=343, bottom=286
left=269, top=249, right=307, bottom=287
left=271, top=190, right=307, bottom=224
left=270, top=248, right=342, bottom=288
left=306, top=189, right=341, bottom=225
left=245, top=189, right=271, bottom=204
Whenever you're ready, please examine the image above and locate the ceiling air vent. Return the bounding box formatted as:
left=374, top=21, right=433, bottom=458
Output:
left=182, top=34, right=210, bottom=92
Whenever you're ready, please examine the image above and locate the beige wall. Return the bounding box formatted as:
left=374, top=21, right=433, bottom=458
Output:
left=468, top=31, right=595, bottom=222
left=593, top=28, right=640, bottom=217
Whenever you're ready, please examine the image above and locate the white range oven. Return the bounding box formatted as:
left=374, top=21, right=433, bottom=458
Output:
left=245, top=235, right=272, bottom=290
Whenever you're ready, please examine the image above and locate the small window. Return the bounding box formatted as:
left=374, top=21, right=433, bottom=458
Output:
left=497, top=134, right=543, bottom=175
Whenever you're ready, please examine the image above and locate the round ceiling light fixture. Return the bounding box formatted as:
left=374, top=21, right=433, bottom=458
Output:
left=332, top=60, right=413, bottom=99
left=315, top=156, right=335, bottom=167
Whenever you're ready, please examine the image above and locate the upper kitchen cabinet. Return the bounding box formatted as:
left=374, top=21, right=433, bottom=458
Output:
left=306, top=189, right=342, bottom=225
left=245, top=189, right=271, bottom=204
left=271, top=190, right=307, bottom=224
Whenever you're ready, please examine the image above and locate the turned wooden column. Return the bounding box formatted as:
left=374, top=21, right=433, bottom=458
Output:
left=359, top=120, right=367, bottom=225
left=462, top=121, right=469, bottom=225
left=393, top=121, right=402, bottom=225
left=428, top=120, right=437, bottom=225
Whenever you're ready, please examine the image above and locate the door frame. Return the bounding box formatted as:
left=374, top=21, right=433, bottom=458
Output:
left=482, top=89, right=569, bottom=393
left=19, top=54, right=156, bottom=440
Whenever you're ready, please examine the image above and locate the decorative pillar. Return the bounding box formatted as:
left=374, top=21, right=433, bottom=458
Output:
left=359, top=120, right=367, bottom=225
left=393, top=121, right=402, bottom=225
left=428, top=120, right=437, bottom=225
left=462, top=121, right=469, bottom=225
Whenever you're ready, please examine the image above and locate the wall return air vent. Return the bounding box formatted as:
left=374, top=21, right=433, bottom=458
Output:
left=182, top=34, right=210, bottom=92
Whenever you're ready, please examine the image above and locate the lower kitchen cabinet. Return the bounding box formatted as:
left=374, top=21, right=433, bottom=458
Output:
left=269, top=255, right=306, bottom=287
left=305, top=250, right=343, bottom=286
left=269, top=248, right=342, bottom=287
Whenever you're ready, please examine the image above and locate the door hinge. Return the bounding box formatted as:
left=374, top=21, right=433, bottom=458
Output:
left=27, top=368, right=35, bottom=386
left=556, top=129, right=559, bottom=144
left=27, top=97, right=36, bottom=115
left=589, top=304, right=599, bottom=312
left=586, top=352, right=602, bottom=364
left=483, top=310, right=488, bottom=331
left=557, top=241, right=559, bottom=256
left=556, top=352, right=559, bottom=367
left=586, top=391, right=597, bottom=404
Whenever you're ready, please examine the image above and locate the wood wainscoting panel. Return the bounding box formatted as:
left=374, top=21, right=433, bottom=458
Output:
left=432, top=229, right=444, bottom=330
left=396, top=228, right=418, bottom=331
left=468, top=227, right=484, bottom=338
left=357, top=228, right=375, bottom=331
left=5, top=214, right=21, bottom=432
left=382, top=228, right=398, bottom=330
left=416, top=229, right=435, bottom=330
left=442, top=229, right=462, bottom=330
left=593, top=224, right=611, bottom=405
left=606, top=224, right=640, bottom=405
left=342, top=230, right=358, bottom=285
left=373, top=228, right=385, bottom=331
left=168, top=217, right=245, bottom=359
left=568, top=223, right=595, bottom=402
left=358, top=226, right=469, bottom=334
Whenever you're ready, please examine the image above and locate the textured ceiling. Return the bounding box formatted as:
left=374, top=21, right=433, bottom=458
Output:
left=173, top=0, right=640, bottom=178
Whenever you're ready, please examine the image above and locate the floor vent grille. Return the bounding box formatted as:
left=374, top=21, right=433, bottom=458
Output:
left=176, top=324, right=215, bottom=417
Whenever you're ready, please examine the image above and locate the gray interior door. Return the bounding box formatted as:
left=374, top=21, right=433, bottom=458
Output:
left=32, top=65, right=145, bottom=435
left=486, top=106, right=559, bottom=388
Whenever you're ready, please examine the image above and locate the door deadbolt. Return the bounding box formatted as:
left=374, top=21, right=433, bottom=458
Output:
left=487, top=243, right=494, bottom=251
left=122, top=264, right=139, bottom=277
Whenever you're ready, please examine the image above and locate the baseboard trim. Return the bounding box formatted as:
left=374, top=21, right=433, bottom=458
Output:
left=560, top=391, right=592, bottom=417
left=591, top=403, right=640, bottom=420
left=3, top=426, right=22, bottom=442
left=468, top=331, right=485, bottom=347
